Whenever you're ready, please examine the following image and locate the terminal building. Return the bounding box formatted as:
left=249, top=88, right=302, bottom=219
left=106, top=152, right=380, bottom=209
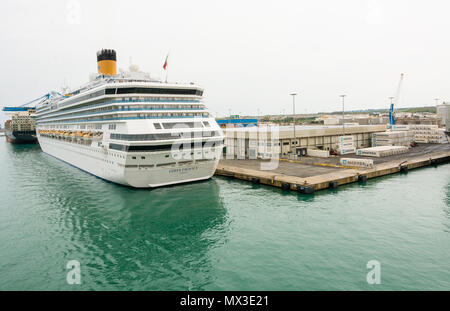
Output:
left=223, top=124, right=387, bottom=159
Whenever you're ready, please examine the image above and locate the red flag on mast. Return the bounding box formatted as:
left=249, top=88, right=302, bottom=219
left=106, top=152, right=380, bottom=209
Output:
left=163, top=54, right=169, bottom=70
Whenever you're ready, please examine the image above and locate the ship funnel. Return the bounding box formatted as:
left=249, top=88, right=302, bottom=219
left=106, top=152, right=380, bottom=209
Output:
left=96, top=49, right=117, bottom=76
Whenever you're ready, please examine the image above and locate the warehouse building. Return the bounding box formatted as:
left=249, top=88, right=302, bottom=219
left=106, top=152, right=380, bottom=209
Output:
left=223, top=124, right=387, bottom=159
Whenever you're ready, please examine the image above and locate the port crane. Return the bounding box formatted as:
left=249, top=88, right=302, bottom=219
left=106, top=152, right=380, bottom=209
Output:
left=389, top=73, right=404, bottom=126
left=2, top=92, right=60, bottom=113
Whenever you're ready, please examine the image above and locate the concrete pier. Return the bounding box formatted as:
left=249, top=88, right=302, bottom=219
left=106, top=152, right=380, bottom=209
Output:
left=215, top=144, right=450, bottom=193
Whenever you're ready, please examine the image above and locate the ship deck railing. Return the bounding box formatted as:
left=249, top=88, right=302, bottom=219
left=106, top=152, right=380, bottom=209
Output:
left=38, top=98, right=202, bottom=117
left=37, top=115, right=208, bottom=125
left=38, top=107, right=206, bottom=123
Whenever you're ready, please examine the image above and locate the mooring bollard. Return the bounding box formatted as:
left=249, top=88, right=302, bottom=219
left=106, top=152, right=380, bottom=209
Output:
left=329, top=181, right=339, bottom=189
left=358, top=175, right=367, bottom=183
left=297, top=185, right=315, bottom=194
left=281, top=183, right=291, bottom=190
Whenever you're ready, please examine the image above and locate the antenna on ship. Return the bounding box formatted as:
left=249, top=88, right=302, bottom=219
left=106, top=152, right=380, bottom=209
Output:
left=61, top=78, right=70, bottom=95
left=128, top=56, right=139, bottom=73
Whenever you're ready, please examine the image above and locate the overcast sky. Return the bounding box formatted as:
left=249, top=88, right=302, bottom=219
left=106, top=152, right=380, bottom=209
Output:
left=1, top=0, right=449, bottom=124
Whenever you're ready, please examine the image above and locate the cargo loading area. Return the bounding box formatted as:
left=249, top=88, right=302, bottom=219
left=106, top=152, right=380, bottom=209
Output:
left=215, top=143, right=450, bottom=192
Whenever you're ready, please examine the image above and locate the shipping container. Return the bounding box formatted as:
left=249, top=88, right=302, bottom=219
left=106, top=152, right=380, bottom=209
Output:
left=340, top=158, right=374, bottom=168
left=307, top=148, right=330, bottom=158
left=356, top=146, right=409, bottom=157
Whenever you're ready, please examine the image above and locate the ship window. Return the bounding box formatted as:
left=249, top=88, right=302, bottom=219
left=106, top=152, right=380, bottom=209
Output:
left=127, top=144, right=173, bottom=152
left=154, top=123, right=162, bottom=129
left=109, top=131, right=219, bottom=141
left=114, top=87, right=203, bottom=96
left=202, top=131, right=214, bottom=137
left=162, top=122, right=203, bottom=129
left=110, top=143, right=128, bottom=152
left=109, top=140, right=222, bottom=153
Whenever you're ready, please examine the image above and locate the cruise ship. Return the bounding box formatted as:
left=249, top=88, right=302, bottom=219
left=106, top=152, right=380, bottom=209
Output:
left=35, top=49, right=224, bottom=188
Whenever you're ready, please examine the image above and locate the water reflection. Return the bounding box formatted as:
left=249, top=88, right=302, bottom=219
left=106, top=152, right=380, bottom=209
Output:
left=3, top=142, right=41, bottom=167
left=25, top=145, right=227, bottom=290
left=443, top=179, right=450, bottom=233
left=4, top=141, right=40, bottom=151
left=296, top=193, right=315, bottom=203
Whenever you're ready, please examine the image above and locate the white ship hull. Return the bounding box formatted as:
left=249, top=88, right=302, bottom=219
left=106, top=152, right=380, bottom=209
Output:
left=38, top=136, right=221, bottom=188
left=34, top=52, right=223, bottom=188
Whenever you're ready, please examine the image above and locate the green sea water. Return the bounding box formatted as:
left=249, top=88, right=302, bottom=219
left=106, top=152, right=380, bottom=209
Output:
left=0, top=140, right=449, bottom=290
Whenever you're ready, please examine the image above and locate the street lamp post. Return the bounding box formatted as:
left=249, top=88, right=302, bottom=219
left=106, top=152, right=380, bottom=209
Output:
left=257, top=108, right=260, bottom=127
left=340, top=95, right=346, bottom=136
left=290, top=93, right=298, bottom=151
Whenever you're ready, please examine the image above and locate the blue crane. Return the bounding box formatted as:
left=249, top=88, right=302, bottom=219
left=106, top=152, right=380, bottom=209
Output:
left=389, top=73, right=404, bottom=126
left=2, top=93, right=55, bottom=112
